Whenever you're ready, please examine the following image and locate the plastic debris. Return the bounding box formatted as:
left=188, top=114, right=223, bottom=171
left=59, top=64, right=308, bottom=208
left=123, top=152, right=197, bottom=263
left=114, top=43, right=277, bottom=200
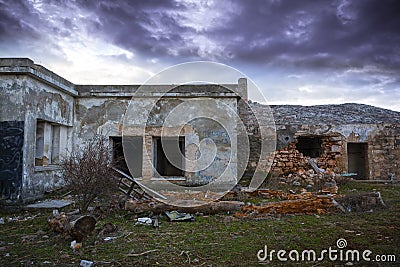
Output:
left=80, top=260, right=94, bottom=267
left=136, top=217, right=152, bottom=226
left=104, top=236, right=117, bottom=242
left=165, top=211, right=194, bottom=222
left=70, top=240, right=82, bottom=251
left=52, top=209, right=59, bottom=216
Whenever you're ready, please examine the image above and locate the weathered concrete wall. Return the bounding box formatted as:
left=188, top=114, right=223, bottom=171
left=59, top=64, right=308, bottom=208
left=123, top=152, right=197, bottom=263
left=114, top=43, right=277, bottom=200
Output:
left=74, top=97, right=129, bottom=144
left=75, top=93, right=238, bottom=185
left=0, top=74, right=75, bottom=201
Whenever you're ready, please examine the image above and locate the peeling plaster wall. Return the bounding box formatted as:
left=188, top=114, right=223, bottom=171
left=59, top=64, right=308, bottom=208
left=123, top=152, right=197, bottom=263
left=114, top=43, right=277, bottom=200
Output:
left=75, top=95, right=238, bottom=185
left=74, top=97, right=129, bottom=145
left=0, top=74, right=74, bottom=201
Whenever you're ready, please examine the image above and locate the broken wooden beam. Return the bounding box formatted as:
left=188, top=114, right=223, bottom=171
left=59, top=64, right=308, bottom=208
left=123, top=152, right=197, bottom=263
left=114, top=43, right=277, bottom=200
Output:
left=125, top=199, right=244, bottom=215
left=48, top=214, right=97, bottom=242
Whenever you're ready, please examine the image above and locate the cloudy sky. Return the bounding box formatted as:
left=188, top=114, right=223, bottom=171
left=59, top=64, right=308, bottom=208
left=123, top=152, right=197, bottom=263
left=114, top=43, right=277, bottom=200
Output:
left=1, top=0, right=399, bottom=111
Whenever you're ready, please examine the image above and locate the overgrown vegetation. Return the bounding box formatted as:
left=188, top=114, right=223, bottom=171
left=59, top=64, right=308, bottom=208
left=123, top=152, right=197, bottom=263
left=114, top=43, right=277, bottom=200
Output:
left=0, top=181, right=399, bottom=266
left=60, top=136, right=118, bottom=212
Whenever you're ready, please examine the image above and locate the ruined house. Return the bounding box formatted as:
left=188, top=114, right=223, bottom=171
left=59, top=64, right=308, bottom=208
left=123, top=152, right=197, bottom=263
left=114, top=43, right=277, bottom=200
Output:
left=1, top=58, right=399, bottom=203
left=244, top=103, right=400, bottom=183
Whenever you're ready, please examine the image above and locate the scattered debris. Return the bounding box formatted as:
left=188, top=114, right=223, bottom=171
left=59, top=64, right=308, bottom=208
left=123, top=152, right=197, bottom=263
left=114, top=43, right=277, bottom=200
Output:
left=225, top=189, right=314, bottom=201
left=235, top=195, right=339, bottom=218
left=103, top=236, right=117, bottom=242
left=136, top=217, right=153, bottom=226
left=127, top=249, right=159, bottom=257
left=70, top=240, right=83, bottom=251
left=49, top=214, right=96, bottom=241
left=79, top=260, right=94, bottom=267
left=153, top=217, right=159, bottom=228
left=97, top=223, right=118, bottom=239
left=335, top=192, right=386, bottom=212
left=2, top=213, right=41, bottom=223
left=52, top=209, right=59, bottom=216
left=322, top=180, right=338, bottom=194
left=165, top=211, right=194, bottom=222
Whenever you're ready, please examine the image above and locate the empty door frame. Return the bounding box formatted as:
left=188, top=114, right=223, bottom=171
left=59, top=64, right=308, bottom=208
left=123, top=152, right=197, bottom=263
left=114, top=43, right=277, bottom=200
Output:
left=347, top=142, right=369, bottom=180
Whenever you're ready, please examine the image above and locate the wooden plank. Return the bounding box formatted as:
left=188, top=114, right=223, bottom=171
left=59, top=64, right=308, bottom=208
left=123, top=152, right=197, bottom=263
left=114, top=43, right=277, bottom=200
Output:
left=112, top=167, right=167, bottom=200
left=308, top=158, right=324, bottom=173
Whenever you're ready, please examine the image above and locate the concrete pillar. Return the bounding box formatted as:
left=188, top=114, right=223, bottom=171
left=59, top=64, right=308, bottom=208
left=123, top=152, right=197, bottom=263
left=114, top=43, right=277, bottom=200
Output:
left=35, top=122, right=44, bottom=159
left=51, top=125, right=60, bottom=163
left=43, top=122, right=52, bottom=162
left=238, top=78, right=248, bottom=101
left=142, top=134, right=153, bottom=180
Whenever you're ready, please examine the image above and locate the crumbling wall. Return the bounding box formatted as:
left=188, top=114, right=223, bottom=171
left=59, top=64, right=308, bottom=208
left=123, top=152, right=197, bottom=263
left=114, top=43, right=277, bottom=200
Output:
left=270, top=134, right=345, bottom=175
left=75, top=92, right=238, bottom=186
left=365, top=124, right=399, bottom=180
left=0, top=74, right=74, bottom=201
left=74, top=97, right=129, bottom=145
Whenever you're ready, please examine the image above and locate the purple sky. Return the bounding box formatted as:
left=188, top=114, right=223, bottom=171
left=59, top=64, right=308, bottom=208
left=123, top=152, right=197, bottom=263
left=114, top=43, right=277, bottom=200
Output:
left=1, top=0, right=399, bottom=110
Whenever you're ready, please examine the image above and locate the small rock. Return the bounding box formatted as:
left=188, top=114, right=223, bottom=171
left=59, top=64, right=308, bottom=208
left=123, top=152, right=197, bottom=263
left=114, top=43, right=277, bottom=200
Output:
left=292, top=181, right=301, bottom=186
left=36, top=230, right=45, bottom=236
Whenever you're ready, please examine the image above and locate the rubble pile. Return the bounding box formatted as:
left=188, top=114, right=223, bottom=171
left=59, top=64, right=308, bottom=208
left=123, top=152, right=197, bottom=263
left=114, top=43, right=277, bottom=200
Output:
left=235, top=195, right=338, bottom=218
left=281, top=168, right=341, bottom=194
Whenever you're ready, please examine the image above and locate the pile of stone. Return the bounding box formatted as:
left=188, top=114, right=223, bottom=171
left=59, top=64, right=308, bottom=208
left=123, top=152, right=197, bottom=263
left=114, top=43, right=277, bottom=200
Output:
left=281, top=168, right=340, bottom=194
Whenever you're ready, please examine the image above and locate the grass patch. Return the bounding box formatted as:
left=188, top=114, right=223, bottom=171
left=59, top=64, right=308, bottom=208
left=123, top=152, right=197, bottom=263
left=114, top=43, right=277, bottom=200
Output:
left=1, top=181, right=399, bottom=266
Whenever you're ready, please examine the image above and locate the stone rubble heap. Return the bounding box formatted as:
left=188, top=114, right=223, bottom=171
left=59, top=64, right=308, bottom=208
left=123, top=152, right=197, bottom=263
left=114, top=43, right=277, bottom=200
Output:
left=280, top=168, right=343, bottom=194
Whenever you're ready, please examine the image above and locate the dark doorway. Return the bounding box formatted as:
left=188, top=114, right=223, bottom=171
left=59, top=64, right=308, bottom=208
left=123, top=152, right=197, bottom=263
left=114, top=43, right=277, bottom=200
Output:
left=0, top=121, right=24, bottom=199
left=347, top=143, right=368, bottom=179
left=296, top=136, right=322, bottom=158
left=111, top=136, right=143, bottom=178
left=153, top=137, right=185, bottom=177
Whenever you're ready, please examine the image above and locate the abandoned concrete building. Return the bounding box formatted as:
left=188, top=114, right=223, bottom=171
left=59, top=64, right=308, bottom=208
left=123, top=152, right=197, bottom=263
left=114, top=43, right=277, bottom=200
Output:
left=1, top=58, right=399, bottom=203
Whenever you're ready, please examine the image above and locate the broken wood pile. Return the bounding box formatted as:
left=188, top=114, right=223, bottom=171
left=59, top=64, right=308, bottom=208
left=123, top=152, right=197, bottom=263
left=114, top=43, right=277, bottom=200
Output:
left=48, top=214, right=96, bottom=242
left=235, top=195, right=338, bottom=218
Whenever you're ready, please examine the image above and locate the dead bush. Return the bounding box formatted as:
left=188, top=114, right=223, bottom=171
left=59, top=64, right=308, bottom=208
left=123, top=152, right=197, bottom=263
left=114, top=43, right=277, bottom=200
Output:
left=60, top=136, right=118, bottom=212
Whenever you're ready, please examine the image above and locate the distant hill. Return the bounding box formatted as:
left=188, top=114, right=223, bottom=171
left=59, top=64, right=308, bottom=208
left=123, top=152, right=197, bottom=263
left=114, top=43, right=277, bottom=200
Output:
left=249, top=102, right=400, bottom=125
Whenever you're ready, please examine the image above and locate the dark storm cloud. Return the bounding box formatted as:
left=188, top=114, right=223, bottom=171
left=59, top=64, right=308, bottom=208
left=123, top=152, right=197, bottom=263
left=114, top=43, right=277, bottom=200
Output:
left=0, top=0, right=41, bottom=41
left=1, top=0, right=399, bottom=71
left=63, top=0, right=399, bottom=72
left=215, top=0, right=400, bottom=71
left=69, top=0, right=190, bottom=59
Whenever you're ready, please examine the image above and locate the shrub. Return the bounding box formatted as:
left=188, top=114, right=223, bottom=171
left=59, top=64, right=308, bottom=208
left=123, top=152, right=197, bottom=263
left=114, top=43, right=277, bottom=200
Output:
left=60, top=136, right=118, bottom=212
